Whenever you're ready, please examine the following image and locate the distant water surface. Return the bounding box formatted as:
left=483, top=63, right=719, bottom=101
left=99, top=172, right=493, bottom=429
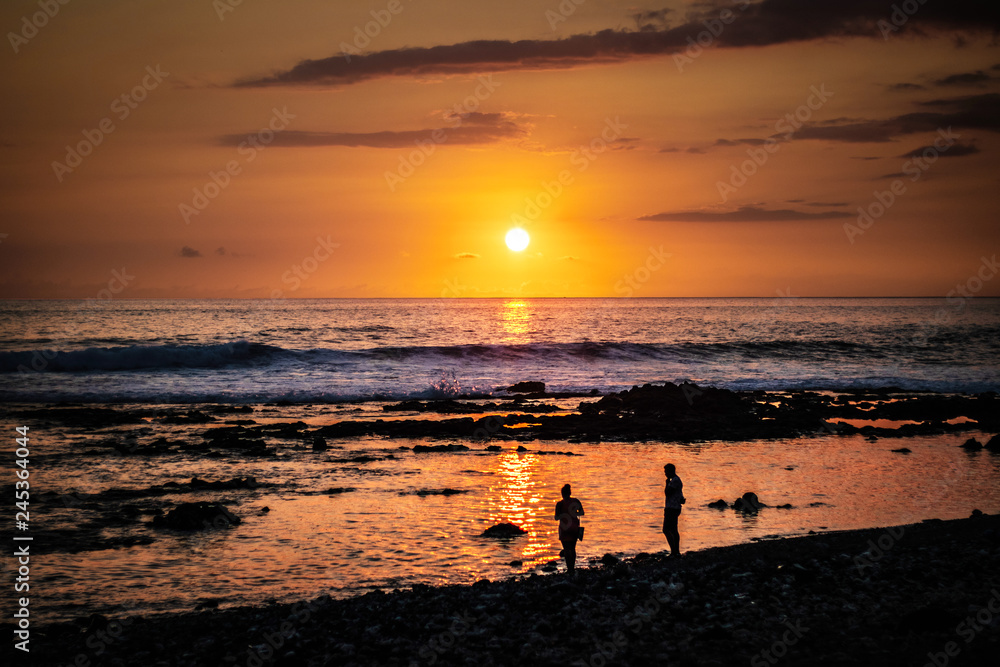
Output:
left=1, top=298, right=998, bottom=402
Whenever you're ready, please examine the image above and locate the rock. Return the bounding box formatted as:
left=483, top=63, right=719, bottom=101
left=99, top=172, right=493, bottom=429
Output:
left=506, top=381, right=545, bottom=394
left=409, top=488, right=469, bottom=496
left=959, top=438, right=982, bottom=450
left=985, top=435, right=1000, bottom=452
left=775, top=504, right=793, bottom=509
left=515, top=445, right=528, bottom=452
left=707, top=499, right=728, bottom=509
left=509, top=560, right=523, bottom=567
left=412, top=443, right=470, bottom=453
left=600, top=553, right=620, bottom=567
left=481, top=523, right=527, bottom=538
left=152, top=503, right=241, bottom=531
left=891, top=447, right=912, bottom=454
left=312, top=437, right=328, bottom=451
left=733, top=492, right=764, bottom=512
left=485, top=445, right=502, bottom=452
left=324, top=487, right=356, bottom=495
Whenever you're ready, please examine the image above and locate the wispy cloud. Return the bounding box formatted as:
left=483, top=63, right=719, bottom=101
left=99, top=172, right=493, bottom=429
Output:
left=179, top=246, right=202, bottom=258
left=639, top=205, right=852, bottom=222
left=219, top=112, right=527, bottom=149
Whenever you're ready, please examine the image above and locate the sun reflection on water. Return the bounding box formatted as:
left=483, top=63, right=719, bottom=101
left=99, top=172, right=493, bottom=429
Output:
left=498, top=300, right=533, bottom=344
left=482, top=451, right=554, bottom=566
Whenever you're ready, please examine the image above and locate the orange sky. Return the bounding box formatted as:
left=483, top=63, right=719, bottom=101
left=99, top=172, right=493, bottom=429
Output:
left=1, top=0, right=998, bottom=298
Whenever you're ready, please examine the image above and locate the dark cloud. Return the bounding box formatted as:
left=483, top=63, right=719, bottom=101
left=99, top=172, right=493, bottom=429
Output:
left=638, top=205, right=851, bottom=222
left=900, top=141, right=980, bottom=157
left=933, top=70, right=992, bottom=86
left=806, top=201, right=849, bottom=207
left=215, top=246, right=226, bottom=256
left=887, top=82, right=926, bottom=91
left=238, top=1, right=999, bottom=87
left=220, top=112, right=527, bottom=149
left=179, top=246, right=202, bottom=258
left=791, top=93, right=1000, bottom=142
left=632, top=8, right=674, bottom=30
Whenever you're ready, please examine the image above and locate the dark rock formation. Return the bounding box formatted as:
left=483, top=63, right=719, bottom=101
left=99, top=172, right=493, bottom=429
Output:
left=152, top=503, right=241, bottom=531
left=506, top=381, right=545, bottom=394
left=480, top=523, right=526, bottom=538
left=412, top=443, right=470, bottom=453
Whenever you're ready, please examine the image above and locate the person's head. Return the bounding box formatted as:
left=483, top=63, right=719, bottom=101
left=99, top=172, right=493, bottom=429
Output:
left=664, top=463, right=676, bottom=477
left=561, top=483, right=572, bottom=499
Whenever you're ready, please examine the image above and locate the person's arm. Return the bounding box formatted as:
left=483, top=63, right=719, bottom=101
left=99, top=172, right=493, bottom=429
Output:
left=576, top=500, right=585, bottom=517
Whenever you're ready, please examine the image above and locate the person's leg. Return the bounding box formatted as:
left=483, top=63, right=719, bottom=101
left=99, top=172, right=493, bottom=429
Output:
left=664, top=509, right=680, bottom=556
left=560, top=538, right=577, bottom=572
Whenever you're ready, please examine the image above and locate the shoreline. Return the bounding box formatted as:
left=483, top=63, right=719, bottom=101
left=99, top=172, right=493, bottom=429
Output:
left=16, top=513, right=1000, bottom=666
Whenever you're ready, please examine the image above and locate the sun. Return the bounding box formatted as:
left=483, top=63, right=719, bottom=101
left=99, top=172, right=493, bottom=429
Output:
left=505, top=227, right=530, bottom=252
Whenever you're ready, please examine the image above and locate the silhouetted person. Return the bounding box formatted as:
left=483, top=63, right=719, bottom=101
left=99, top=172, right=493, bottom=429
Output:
left=662, top=463, right=684, bottom=557
left=554, top=483, right=584, bottom=573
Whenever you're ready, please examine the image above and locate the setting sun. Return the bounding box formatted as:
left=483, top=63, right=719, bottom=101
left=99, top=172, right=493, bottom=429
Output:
left=505, top=228, right=530, bottom=252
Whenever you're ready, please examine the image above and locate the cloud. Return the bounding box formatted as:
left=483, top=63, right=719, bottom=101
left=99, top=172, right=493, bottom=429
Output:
left=638, top=205, right=852, bottom=222
left=933, top=70, right=992, bottom=86
left=887, top=82, right=926, bottom=92
left=179, top=246, right=202, bottom=258
left=237, top=1, right=1000, bottom=87
left=806, top=201, right=849, bottom=207
left=220, top=112, right=527, bottom=148
left=900, top=141, right=980, bottom=157
left=558, top=255, right=580, bottom=261
left=455, top=252, right=480, bottom=259
left=790, top=93, right=1000, bottom=143
left=632, top=8, right=674, bottom=30
left=215, top=246, right=227, bottom=256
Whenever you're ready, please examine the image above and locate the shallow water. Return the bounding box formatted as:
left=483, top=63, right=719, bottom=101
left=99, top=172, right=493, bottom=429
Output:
left=4, top=405, right=998, bottom=623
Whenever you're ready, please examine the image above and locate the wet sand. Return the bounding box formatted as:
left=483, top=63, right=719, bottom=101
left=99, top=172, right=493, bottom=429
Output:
left=17, top=513, right=1000, bottom=666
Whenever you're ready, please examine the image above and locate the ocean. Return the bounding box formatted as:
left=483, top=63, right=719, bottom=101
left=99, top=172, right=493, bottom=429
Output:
left=2, top=297, right=999, bottom=402
left=1, top=298, right=999, bottom=622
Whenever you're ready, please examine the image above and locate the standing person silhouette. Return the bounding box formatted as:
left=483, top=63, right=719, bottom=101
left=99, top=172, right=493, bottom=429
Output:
left=554, top=484, right=585, bottom=574
left=662, top=463, right=684, bottom=558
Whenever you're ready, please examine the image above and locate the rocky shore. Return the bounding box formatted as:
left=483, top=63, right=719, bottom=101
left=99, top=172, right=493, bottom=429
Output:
left=19, top=514, right=1000, bottom=666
